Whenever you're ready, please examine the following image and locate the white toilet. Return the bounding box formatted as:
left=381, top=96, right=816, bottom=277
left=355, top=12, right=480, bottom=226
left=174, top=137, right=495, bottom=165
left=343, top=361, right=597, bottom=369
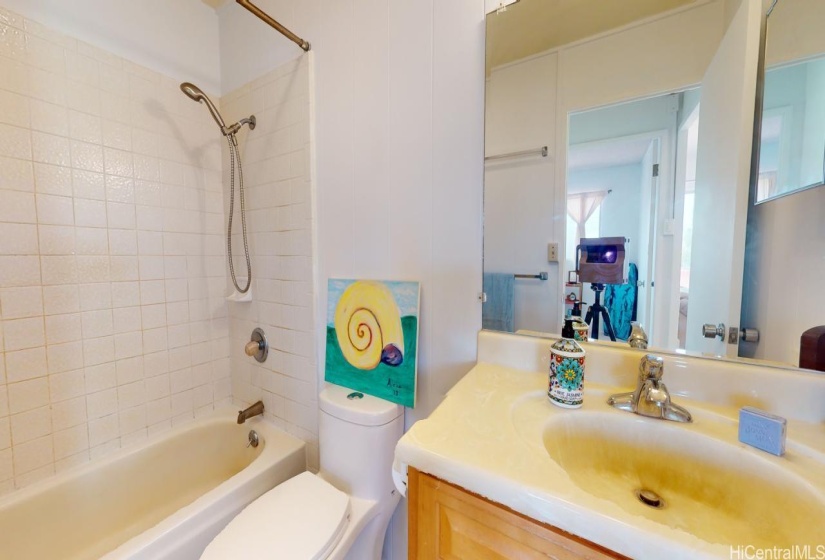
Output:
left=200, top=384, right=404, bottom=560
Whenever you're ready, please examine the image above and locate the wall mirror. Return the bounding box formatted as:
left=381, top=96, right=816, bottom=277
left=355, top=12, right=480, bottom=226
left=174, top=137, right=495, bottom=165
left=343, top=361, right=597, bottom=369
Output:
left=483, top=0, right=825, bottom=370
left=756, top=0, right=825, bottom=203
left=740, top=0, right=825, bottom=365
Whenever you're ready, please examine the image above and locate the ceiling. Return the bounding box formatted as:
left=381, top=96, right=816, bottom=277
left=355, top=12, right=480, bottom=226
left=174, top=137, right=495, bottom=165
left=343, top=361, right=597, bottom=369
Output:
left=486, top=0, right=698, bottom=71
left=568, top=136, right=652, bottom=172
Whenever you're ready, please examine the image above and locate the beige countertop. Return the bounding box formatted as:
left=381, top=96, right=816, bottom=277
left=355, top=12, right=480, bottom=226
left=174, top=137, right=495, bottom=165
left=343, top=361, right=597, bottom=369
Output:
left=394, top=355, right=825, bottom=559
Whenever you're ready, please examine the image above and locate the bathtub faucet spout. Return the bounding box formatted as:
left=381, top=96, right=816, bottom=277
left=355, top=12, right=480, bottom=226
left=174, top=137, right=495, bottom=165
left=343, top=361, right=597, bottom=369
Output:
left=237, top=401, right=264, bottom=424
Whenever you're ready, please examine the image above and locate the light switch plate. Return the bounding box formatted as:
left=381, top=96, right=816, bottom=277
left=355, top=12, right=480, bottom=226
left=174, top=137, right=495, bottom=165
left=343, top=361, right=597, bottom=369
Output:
left=547, top=243, right=559, bottom=262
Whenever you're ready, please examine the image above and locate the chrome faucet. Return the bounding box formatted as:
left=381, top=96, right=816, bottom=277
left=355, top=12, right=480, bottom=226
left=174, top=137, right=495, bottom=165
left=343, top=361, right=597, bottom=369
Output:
left=607, top=354, right=692, bottom=422
left=628, top=322, right=648, bottom=349
left=237, top=401, right=265, bottom=424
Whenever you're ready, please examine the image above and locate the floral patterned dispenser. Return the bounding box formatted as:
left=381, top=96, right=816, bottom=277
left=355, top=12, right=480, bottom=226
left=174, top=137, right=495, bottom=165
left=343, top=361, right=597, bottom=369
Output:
left=549, top=319, right=586, bottom=408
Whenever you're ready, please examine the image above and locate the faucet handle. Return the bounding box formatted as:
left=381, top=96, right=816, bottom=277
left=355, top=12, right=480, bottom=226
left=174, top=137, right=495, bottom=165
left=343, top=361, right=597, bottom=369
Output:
left=244, top=341, right=261, bottom=356
left=639, top=354, right=664, bottom=381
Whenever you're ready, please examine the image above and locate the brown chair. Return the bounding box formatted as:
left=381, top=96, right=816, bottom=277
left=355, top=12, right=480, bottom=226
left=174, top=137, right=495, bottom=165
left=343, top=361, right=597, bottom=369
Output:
left=800, top=326, right=825, bottom=372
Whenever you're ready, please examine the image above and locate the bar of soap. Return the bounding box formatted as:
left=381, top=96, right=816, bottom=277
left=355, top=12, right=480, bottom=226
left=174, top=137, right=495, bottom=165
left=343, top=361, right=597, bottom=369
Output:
left=738, top=407, right=787, bottom=456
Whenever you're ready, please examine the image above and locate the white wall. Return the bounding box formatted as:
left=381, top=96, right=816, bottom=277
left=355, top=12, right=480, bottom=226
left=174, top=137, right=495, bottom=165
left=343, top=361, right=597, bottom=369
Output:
left=678, top=87, right=702, bottom=128
left=556, top=1, right=724, bottom=115
left=0, top=6, right=230, bottom=494
left=0, top=0, right=221, bottom=94
left=568, top=164, right=643, bottom=265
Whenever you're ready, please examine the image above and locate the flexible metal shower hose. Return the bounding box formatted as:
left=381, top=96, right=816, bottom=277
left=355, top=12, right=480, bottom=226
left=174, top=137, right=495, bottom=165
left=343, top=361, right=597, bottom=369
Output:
left=227, top=135, right=252, bottom=294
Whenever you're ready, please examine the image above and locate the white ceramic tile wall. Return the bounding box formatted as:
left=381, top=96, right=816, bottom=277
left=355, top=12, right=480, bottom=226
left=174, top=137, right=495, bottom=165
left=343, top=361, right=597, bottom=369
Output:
left=0, top=7, right=230, bottom=494
left=219, top=56, right=319, bottom=470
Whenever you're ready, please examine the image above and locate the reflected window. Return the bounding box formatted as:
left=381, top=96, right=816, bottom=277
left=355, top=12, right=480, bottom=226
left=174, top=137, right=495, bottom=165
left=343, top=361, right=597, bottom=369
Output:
left=565, top=194, right=602, bottom=270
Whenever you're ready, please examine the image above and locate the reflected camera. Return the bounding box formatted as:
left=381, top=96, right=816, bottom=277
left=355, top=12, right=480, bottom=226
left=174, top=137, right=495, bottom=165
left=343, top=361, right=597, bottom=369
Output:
left=576, top=237, right=626, bottom=285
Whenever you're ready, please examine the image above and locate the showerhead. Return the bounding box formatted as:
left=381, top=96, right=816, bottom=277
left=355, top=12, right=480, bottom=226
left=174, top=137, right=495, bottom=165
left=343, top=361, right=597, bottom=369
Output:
left=180, top=82, right=228, bottom=131
left=180, top=82, right=206, bottom=102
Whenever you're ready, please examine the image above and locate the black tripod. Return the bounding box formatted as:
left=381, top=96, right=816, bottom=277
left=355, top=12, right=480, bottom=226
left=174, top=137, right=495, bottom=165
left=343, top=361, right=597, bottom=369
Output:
left=584, top=283, right=617, bottom=341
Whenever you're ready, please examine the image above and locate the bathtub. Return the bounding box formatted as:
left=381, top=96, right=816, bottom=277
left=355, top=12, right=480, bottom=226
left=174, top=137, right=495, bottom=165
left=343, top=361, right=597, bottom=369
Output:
left=0, top=408, right=306, bottom=560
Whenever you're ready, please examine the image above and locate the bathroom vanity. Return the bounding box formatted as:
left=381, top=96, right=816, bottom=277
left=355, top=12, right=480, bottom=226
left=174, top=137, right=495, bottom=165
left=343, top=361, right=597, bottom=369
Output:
left=394, top=331, right=825, bottom=559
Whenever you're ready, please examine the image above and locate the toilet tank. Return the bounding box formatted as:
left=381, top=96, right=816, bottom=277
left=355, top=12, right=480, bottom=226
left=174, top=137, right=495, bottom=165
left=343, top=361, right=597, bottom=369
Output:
left=319, top=385, right=404, bottom=503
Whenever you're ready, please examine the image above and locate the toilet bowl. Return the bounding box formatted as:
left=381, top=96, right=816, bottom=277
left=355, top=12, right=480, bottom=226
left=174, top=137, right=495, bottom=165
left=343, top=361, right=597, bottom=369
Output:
left=200, top=384, right=404, bottom=560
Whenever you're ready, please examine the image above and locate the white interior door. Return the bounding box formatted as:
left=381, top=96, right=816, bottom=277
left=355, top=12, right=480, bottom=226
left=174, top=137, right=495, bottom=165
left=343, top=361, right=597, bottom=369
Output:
left=637, top=139, right=661, bottom=335
left=685, top=0, right=762, bottom=356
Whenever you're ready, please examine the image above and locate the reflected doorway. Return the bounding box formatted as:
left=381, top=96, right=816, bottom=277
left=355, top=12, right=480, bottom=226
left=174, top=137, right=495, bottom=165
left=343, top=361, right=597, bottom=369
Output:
left=566, top=90, right=699, bottom=348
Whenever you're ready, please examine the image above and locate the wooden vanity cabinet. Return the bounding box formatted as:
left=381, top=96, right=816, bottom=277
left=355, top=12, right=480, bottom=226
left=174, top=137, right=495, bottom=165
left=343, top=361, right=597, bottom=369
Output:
left=407, top=468, right=626, bottom=560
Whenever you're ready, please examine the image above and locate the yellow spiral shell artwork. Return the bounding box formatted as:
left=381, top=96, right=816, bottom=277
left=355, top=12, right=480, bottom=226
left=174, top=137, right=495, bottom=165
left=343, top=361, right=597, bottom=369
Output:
left=334, top=280, right=405, bottom=370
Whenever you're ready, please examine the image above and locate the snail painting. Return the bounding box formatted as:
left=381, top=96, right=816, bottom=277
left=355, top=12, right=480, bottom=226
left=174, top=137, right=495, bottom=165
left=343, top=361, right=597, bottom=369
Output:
left=325, top=279, right=421, bottom=407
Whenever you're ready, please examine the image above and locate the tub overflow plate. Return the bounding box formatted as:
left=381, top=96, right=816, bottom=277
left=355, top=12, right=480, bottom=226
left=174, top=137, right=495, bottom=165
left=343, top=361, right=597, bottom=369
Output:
left=247, top=430, right=259, bottom=448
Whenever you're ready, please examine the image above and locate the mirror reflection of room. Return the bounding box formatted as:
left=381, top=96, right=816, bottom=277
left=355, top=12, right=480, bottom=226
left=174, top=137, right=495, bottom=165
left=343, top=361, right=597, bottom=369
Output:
left=565, top=91, right=700, bottom=348
left=482, top=0, right=818, bottom=365
left=739, top=0, right=825, bottom=366
left=757, top=54, right=825, bottom=201
left=483, top=0, right=709, bottom=343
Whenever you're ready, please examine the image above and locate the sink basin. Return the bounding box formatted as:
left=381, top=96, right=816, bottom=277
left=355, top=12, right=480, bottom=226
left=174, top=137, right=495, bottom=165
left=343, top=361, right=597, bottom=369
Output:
left=543, top=412, right=825, bottom=548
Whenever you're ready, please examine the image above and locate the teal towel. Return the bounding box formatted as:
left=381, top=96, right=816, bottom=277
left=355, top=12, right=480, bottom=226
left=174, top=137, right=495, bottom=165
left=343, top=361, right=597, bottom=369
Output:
left=482, top=273, right=515, bottom=332
left=604, top=263, right=638, bottom=340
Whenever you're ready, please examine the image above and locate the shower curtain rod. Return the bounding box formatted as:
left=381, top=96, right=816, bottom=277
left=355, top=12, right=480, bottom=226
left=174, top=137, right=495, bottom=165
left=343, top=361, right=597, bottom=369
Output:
left=236, top=0, right=311, bottom=52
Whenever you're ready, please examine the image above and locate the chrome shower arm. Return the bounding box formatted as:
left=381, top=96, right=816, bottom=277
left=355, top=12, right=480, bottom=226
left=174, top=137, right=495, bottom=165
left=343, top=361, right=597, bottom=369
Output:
left=225, top=116, right=257, bottom=136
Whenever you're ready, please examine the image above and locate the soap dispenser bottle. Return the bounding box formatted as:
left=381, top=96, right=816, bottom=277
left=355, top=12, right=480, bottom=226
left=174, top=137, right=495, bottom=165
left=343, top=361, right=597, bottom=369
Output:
left=571, top=301, right=589, bottom=342
left=549, top=318, right=586, bottom=408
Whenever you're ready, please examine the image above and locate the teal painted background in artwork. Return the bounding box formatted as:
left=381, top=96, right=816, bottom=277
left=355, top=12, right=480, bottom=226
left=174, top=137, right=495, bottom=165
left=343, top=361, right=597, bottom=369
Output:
left=325, top=315, right=418, bottom=407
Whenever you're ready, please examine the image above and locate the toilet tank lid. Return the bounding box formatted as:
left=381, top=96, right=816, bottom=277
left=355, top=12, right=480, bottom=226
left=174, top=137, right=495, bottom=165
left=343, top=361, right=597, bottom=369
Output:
left=320, top=384, right=403, bottom=426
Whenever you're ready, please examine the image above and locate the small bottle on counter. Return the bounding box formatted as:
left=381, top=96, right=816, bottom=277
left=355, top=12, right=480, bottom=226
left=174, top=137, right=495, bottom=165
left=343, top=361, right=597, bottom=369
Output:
left=571, top=301, right=589, bottom=342
left=549, top=318, right=586, bottom=408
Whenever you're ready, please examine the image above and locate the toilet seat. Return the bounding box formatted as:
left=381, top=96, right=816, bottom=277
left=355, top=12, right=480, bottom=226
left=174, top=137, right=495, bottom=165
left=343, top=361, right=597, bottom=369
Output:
left=200, top=472, right=350, bottom=560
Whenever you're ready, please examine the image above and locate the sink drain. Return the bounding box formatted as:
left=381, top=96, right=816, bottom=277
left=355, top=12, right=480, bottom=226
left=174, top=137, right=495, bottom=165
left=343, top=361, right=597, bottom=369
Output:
left=636, top=488, right=665, bottom=509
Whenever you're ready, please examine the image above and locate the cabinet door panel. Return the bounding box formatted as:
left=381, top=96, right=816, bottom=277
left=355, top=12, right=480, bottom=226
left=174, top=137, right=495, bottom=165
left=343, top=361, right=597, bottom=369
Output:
left=408, top=468, right=626, bottom=560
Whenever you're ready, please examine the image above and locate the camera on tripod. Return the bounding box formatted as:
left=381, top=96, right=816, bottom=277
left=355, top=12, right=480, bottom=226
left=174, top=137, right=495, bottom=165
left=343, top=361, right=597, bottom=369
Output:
left=574, top=237, right=627, bottom=341
left=575, top=237, right=626, bottom=285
